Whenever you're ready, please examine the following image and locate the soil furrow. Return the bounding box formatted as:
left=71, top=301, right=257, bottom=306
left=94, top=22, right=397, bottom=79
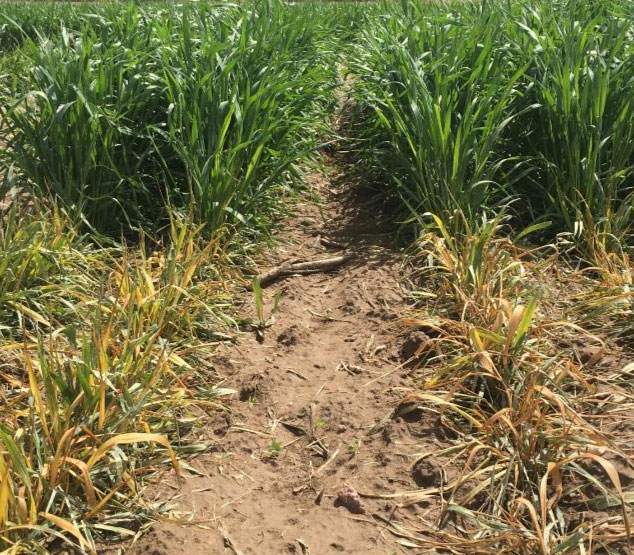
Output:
left=116, top=160, right=437, bottom=555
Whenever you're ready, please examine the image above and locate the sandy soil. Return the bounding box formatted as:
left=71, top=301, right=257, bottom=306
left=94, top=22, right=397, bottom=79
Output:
left=103, top=159, right=443, bottom=555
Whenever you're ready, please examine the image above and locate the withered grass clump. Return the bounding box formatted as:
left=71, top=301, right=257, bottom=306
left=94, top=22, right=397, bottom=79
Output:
left=398, top=212, right=634, bottom=553
left=0, top=202, right=235, bottom=553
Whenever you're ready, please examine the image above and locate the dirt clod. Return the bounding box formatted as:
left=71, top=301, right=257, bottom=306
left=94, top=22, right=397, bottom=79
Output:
left=238, top=374, right=265, bottom=401
left=335, top=485, right=366, bottom=514
left=413, top=457, right=441, bottom=488
left=400, top=330, right=430, bottom=362
left=277, top=325, right=305, bottom=347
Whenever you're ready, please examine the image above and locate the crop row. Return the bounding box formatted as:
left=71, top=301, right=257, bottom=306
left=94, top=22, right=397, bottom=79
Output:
left=350, top=0, right=634, bottom=257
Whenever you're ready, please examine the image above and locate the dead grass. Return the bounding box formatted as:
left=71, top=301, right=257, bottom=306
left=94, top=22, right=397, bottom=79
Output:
left=393, top=212, right=634, bottom=553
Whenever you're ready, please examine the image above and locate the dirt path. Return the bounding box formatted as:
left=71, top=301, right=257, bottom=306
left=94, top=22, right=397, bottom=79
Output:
left=120, top=157, right=436, bottom=555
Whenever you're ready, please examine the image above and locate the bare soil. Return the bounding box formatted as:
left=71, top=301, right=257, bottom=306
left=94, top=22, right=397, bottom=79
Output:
left=104, top=159, right=443, bottom=555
